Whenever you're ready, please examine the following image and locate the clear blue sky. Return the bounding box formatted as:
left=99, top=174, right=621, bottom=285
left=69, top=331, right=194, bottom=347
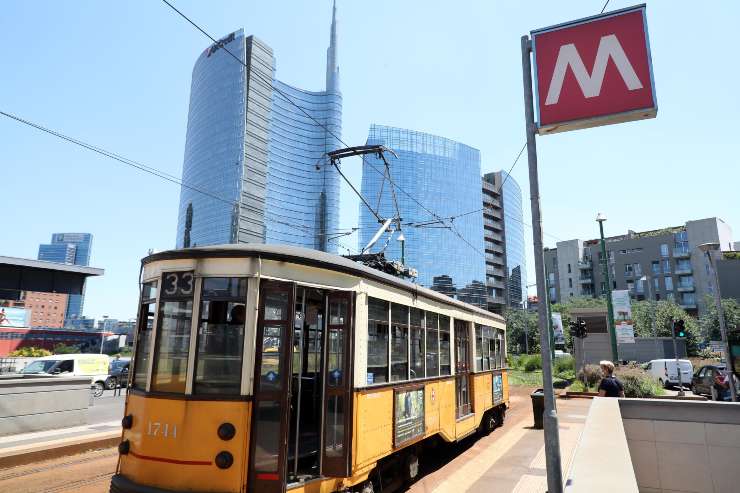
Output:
left=2, top=1, right=738, bottom=321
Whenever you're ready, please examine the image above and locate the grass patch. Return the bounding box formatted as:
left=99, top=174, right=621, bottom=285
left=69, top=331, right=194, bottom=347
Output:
left=508, top=370, right=543, bottom=386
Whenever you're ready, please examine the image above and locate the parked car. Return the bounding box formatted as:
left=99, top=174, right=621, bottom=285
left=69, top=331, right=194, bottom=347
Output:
left=105, top=357, right=130, bottom=390
left=644, top=359, right=693, bottom=389
left=691, top=364, right=740, bottom=401
left=554, top=350, right=571, bottom=359
left=20, top=354, right=110, bottom=396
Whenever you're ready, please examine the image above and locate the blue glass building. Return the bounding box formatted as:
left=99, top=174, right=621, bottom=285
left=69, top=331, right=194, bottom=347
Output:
left=37, top=233, right=93, bottom=323
left=175, top=4, right=341, bottom=252
left=500, top=171, right=527, bottom=307
left=359, top=125, right=487, bottom=307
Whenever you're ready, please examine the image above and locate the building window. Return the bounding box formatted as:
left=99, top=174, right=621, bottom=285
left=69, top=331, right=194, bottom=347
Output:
left=367, top=298, right=389, bottom=384
left=662, top=259, right=671, bottom=274
left=410, top=308, right=424, bottom=379
left=676, top=259, right=691, bottom=271
left=678, top=276, right=694, bottom=289
left=634, top=263, right=642, bottom=277
left=665, top=277, right=673, bottom=291
left=627, top=281, right=634, bottom=293
left=475, top=324, right=494, bottom=371
left=660, top=244, right=669, bottom=257
left=425, top=312, right=439, bottom=377
left=651, top=261, right=660, bottom=274
left=439, top=315, right=451, bottom=375
left=390, top=304, right=409, bottom=382
left=653, top=277, right=660, bottom=292
left=568, top=278, right=573, bottom=288
left=625, top=264, right=634, bottom=276
left=567, top=264, right=572, bottom=274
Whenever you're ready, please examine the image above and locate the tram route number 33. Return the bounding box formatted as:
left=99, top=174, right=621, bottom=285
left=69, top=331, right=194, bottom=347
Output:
left=146, top=420, right=178, bottom=439
left=162, top=271, right=194, bottom=298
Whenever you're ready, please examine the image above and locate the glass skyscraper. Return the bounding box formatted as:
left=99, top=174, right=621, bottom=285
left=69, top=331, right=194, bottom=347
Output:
left=37, top=233, right=93, bottom=323
left=359, top=125, right=487, bottom=307
left=175, top=4, right=341, bottom=252
left=500, top=171, right=527, bottom=307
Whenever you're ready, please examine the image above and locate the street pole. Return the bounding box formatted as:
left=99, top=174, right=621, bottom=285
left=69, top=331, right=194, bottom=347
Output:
left=597, top=217, right=619, bottom=363
left=705, top=249, right=738, bottom=401
left=521, top=34, right=563, bottom=493
left=670, top=321, right=685, bottom=397
left=524, top=305, right=529, bottom=354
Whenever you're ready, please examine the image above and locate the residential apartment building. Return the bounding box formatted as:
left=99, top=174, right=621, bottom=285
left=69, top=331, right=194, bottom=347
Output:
left=482, top=171, right=527, bottom=314
left=175, top=3, right=341, bottom=252
left=544, top=217, right=734, bottom=316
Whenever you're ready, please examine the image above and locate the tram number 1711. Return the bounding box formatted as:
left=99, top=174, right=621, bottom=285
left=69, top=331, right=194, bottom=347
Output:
left=146, top=421, right=178, bottom=439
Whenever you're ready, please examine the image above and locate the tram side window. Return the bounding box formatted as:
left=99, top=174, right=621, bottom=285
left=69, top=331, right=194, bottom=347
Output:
left=390, top=304, right=409, bottom=382
left=151, top=272, right=194, bottom=393
left=425, top=312, right=439, bottom=377
left=410, top=308, right=424, bottom=379
left=475, top=324, right=488, bottom=371
left=498, top=329, right=506, bottom=368
left=133, top=281, right=157, bottom=389
left=439, top=315, right=451, bottom=375
left=367, top=298, right=389, bottom=384
left=193, top=278, right=247, bottom=395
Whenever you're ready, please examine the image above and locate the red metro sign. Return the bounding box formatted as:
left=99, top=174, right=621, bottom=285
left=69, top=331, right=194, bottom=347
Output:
left=532, top=5, right=657, bottom=134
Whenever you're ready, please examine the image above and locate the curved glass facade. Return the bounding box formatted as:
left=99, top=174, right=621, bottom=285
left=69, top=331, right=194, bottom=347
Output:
left=176, top=30, right=247, bottom=248
left=360, top=125, right=487, bottom=307
left=501, top=170, right=527, bottom=307
left=176, top=6, right=342, bottom=252
left=267, top=81, right=341, bottom=252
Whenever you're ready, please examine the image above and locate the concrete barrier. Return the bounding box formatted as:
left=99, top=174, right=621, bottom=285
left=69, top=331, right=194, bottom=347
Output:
left=0, top=375, right=90, bottom=436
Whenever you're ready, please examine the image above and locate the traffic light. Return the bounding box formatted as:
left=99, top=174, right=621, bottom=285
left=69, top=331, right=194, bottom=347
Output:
left=673, top=319, right=686, bottom=338
left=569, top=319, right=588, bottom=338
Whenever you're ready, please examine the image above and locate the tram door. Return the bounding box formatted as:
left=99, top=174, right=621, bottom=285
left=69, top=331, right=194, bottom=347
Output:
left=249, top=281, right=294, bottom=493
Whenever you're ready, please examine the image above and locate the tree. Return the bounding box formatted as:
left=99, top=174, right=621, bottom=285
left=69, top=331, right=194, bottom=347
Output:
left=631, top=300, right=701, bottom=355
left=9, top=346, right=52, bottom=357
left=699, top=296, right=740, bottom=341
left=503, top=308, right=539, bottom=355
left=53, top=343, right=80, bottom=354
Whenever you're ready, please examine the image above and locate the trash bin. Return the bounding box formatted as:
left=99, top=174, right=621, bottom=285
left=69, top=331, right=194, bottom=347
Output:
left=531, top=388, right=544, bottom=429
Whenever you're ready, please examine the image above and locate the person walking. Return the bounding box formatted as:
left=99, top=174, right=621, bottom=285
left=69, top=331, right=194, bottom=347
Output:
left=598, top=360, right=625, bottom=398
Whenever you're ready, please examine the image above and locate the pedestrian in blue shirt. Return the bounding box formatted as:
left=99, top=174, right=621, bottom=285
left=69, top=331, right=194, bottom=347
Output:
left=598, top=360, right=625, bottom=398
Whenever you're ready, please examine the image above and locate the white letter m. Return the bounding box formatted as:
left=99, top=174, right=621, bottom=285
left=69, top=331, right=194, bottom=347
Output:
left=545, top=34, right=642, bottom=105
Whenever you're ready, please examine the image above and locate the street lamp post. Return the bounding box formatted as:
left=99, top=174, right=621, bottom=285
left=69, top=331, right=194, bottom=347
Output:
left=597, top=213, right=619, bottom=363
left=698, top=243, right=738, bottom=402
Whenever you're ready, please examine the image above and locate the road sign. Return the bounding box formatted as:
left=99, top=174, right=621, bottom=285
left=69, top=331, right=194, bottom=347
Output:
left=531, top=5, right=657, bottom=134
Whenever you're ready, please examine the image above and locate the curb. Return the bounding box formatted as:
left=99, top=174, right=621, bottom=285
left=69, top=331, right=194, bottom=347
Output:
left=0, top=431, right=120, bottom=469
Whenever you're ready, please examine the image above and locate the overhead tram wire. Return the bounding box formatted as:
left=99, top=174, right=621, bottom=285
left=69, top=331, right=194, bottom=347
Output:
left=0, top=108, right=360, bottom=253
left=159, top=0, right=486, bottom=258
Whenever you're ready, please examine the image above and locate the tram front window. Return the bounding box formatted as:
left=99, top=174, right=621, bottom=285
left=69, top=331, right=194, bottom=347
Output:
left=194, top=277, right=247, bottom=395
left=133, top=281, right=157, bottom=389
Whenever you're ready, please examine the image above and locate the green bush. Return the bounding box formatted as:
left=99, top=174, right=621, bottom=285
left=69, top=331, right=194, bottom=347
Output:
left=555, top=369, right=576, bottom=381
left=617, top=367, right=665, bottom=398
left=554, top=355, right=575, bottom=374
left=9, top=346, right=52, bottom=357
left=568, top=380, right=592, bottom=392
left=523, top=354, right=542, bottom=372
left=577, top=364, right=602, bottom=387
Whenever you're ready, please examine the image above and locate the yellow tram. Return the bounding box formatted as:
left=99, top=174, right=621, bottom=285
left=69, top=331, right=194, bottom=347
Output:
left=111, top=244, right=509, bottom=493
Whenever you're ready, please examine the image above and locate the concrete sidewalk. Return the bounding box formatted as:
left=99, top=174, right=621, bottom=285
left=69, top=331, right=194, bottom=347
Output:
left=0, top=419, right=121, bottom=468
left=411, top=390, right=592, bottom=493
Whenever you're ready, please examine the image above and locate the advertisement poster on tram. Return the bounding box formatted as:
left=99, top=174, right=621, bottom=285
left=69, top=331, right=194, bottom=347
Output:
left=493, top=374, right=503, bottom=403
left=394, top=388, right=424, bottom=446
left=612, top=290, right=635, bottom=344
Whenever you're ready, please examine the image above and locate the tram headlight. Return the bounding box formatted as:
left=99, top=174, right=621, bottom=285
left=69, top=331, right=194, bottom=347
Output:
left=118, top=440, right=130, bottom=455
left=217, top=422, right=236, bottom=440
left=121, top=414, right=133, bottom=429
left=215, top=451, right=233, bottom=469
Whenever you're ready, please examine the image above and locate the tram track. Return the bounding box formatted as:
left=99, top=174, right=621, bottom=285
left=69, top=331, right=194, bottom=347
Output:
left=0, top=449, right=117, bottom=482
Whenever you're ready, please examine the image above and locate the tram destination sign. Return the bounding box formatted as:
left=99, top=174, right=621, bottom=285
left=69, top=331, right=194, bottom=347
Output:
left=531, top=4, right=657, bottom=134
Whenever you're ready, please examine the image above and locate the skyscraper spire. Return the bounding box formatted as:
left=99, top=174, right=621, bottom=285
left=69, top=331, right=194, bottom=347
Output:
left=326, top=0, right=340, bottom=92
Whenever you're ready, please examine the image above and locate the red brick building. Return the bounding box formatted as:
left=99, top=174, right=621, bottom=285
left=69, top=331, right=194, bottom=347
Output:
left=21, top=291, right=68, bottom=328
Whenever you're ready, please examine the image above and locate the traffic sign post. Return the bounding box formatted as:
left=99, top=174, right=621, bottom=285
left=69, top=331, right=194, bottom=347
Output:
left=522, top=5, right=657, bottom=491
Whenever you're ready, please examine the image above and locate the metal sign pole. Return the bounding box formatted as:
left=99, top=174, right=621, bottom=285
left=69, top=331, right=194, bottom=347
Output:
left=521, top=34, right=563, bottom=493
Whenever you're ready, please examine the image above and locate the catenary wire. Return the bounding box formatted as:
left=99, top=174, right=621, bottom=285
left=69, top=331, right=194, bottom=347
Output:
left=159, top=0, right=487, bottom=257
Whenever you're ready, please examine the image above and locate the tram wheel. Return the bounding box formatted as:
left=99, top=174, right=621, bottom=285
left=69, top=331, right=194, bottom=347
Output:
left=357, top=479, right=374, bottom=493
left=406, top=453, right=419, bottom=481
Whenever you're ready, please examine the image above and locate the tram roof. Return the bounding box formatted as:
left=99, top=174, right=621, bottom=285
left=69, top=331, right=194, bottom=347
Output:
left=144, top=243, right=504, bottom=323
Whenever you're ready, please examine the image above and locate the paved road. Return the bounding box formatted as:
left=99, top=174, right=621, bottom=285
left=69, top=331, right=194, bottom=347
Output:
left=88, top=390, right=126, bottom=425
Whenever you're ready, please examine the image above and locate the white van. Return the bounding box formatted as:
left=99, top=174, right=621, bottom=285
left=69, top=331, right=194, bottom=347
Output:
left=645, top=359, right=693, bottom=388
left=20, top=354, right=110, bottom=395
